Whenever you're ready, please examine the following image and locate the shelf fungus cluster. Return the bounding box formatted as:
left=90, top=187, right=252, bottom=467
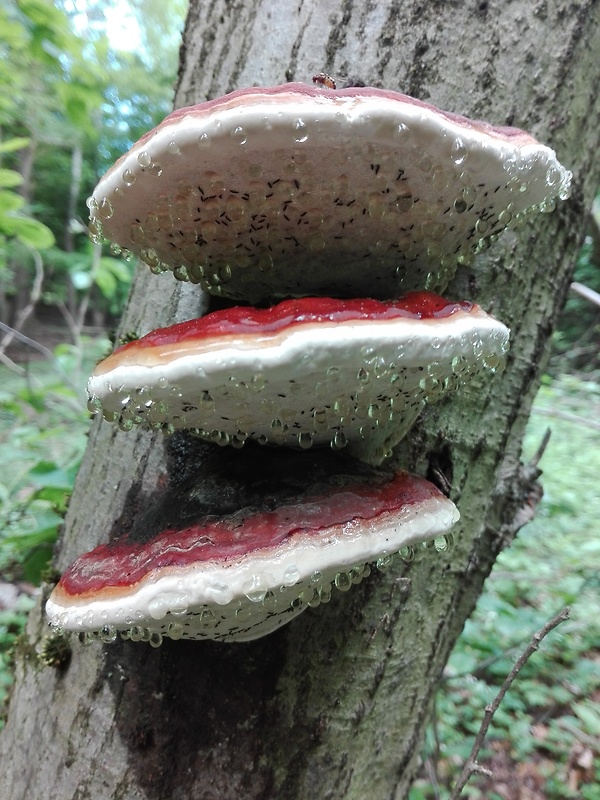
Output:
left=47, top=81, right=570, bottom=643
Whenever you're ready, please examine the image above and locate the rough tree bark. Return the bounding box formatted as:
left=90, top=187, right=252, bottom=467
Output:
left=2, top=2, right=599, bottom=798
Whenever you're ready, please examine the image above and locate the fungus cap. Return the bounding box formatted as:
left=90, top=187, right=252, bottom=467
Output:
left=88, top=291, right=510, bottom=463
left=46, top=462, right=459, bottom=643
left=89, top=83, right=571, bottom=303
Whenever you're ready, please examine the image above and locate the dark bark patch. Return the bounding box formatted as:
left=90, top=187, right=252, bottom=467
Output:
left=102, top=634, right=287, bottom=799
left=426, top=443, right=454, bottom=497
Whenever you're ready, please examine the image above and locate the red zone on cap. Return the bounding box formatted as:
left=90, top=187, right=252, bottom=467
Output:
left=46, top=463, right=459, bottom=643
left=87, top=291, right=510, bottom=464
left=88, top=82, right=571, bottom=303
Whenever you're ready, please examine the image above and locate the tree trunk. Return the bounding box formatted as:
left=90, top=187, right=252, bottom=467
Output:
left=2, top=2, right=599, bottom=799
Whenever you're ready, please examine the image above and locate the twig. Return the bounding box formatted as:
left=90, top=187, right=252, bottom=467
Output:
left=56, top=298, right=81, bottom=348
left=570, top=281, right=600, bottom=308
left=0, top=244, right=44, bottom=356
left=0, top=350, right=26, bottom=374
left=529, top=427, right=551, bottom=469
left=425, top=691, right=443, bottom=799
left=0, top=320, right=56, bottom=360
left=0, top=320, right=80, bottom=393
left=424, top=757, right=442, bottom=800
left=441, top=608, right=564, bottom=681
left=557, top=718, right=600, bottom=750
left=532, top=406, right=600, bottom=432
left=448, top=607, right=570, bottom=799
left=56, top=240, right=103, bottom=379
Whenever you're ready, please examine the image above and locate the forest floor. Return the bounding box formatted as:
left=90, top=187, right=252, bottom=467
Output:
left=413, top=376, right=600, bottom=799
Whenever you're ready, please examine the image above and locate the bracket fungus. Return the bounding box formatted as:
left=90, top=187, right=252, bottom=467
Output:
left=87, top=291, right=509, bottom=463
left=88, top=82, right=571, bottom=303
left=48, top=81, right=571, bottom=644
left=46, top=448, right=459, bottom=643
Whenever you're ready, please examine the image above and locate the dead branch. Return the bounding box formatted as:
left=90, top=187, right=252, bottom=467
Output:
left=449, top=607, right=570, bottom=799
left=570, top=281, right=600, bottom=308
left=0, top=320, right=80, bottom=394
left=532, top=406, right=600, bottom=432
left=528, top=427, right=552, bottom=470
left=0, top=244, right=44, bottom=356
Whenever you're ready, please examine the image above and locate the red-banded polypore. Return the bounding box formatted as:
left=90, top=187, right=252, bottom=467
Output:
left=88, top=83, right=571, bottom=303
left=46, top=448, right=459, bottom=643
left=87, top=291, right=509, bottom=464
left=48, top=82, right=570, bottom=644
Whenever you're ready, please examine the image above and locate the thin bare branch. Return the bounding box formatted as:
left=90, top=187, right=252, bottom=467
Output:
left=75, top=240, right=102, bottom=333
left=0, top=320, right=80, bottom=393
left=570, top=281, right=600, bottom=308
left=533, top=406, right=600, bottom=432
left=0, top=245, right=44, bottom=356
left=57, top=240, right=103, bottom=379
left=449, top=607, right=570, bottom=799
left=557, top=718, right=600, bottom=750
left=529, top=427, right=552, bottom=469
left=0, top=350, right=26, bottom=374
left=0, top=320, right=55, bottom=360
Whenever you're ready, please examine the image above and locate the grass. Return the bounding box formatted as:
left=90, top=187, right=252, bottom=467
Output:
left=0, top=343, right=599, bottom=796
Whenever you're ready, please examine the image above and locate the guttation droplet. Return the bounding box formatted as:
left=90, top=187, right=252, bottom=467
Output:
left=293, top=119, right=308, bottom=143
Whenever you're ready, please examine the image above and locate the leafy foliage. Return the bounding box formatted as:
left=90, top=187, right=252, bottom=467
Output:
left=0, top=0, right=184, bottom=332
left=0, top=337, right=109, bottom=728
left=0, top=137, right=55, bottom=254
left=0, top=0, right=185, bottom=592
left=1, top=0, right=106, bottom=135
left=0, top=341, right=106, bottom=584
left=34, top=243, right=136, bottom=315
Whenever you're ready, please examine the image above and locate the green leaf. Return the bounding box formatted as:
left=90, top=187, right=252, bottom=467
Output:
left=22, top=545, right=54, bottom=584
left=94, top=266, right=117, bottom=299
left=0, top=216, right=54, bottom=249
left=59, top=82, right=104, bottom=130
left=17, top=386, right=47, bottom=413
left=27, top=462, right=76, bottom=510
left=1, top=513, right=62, bottom=550
left=0, top=191, right=25, bottom=215
left=99, top=256, right=132, bottom=282
left=28, top=461, right=74, bottom=488
left=17, top=0, right=64, bottom=28
left=0, top=137, right=30, bottom=154
left=0, top=16, right=27, bottom=51
left=65, top=94, right=88, bottom=126
left=572, top=701, right=600, bottom=736
left=0, top=169, right=23, bottom=189
left=94, top=256, right=133, bottom=299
